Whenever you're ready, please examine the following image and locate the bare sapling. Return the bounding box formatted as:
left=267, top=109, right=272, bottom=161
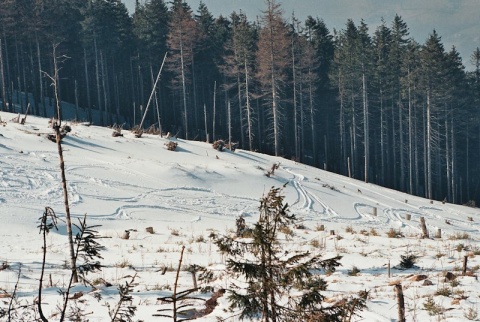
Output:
left=38, top=207, right=59, bottom=322
left=154, top=246, right=206, bottom=321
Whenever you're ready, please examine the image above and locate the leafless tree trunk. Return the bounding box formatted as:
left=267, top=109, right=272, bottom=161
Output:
left=46, top=44, right=78, bottom=284
left=0, top=38, right=6, bottom=111
left=362, top=71, right=369, bottom=183
left=83, top=47, right=92, bottom=122
left=213, top=81, right=216, bottom=140
left=94, top=36, right=102, bottom=124
left=426, top=90, right=432, bottom=200
left=228, top=100, right=232, bottom=145
left=244, top=59, right=253, bottom=151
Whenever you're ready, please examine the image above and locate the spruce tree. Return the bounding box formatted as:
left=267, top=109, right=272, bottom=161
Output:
left=215, top=185, right=343, bottom=321
left=419, top=30, right=447, bottom=200
left=257, top=0, right=290, bottom=156
left=222, top=11, right=257, bottom=150
left=166, top=0, right=198, bottom=139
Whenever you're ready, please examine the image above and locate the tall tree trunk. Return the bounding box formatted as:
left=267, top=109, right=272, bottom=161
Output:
left=414, top=99, right=420, bottom=195
left=203, top=103, right=208, bottom=142
left=236, top=60, right=245, bottom=148
left=362, top=72, right=369, bottom=183
left=408, top=75, right=413, bottom=194
left=445, top=107, right=451, bottom=202
left=351, top=93, right=356, bottom=178
left=228, top=100, right=232, bottom=145
left=180, top=37, right=188, bottom=139
left=391, top=99, right=397, bottom=187
left=192, top=53, right=198, bottom=134
left=212, top=80, right=216, bottom=141
left=309, top=69, right=316, bottom=166
left=399, top=99, right=405, bottom=191
left=292, top=42, right=299, bottom=161
left=0, top=38, right=6, bottom=111
left=451, top=112, right=456, bottom=203
left=245, top=59, right=253, bottom=151
left=300, top=75, right=305, bottom=162
left=380, top=88, right=385, bottom=185
left=339, top=75, right=346, bottom=174
left=83, top=47, right=92, bottom=122
left=15, top=37, right=22, bottom=111
left=74, top=80, right=79, bottom=120
left=94, top=36, right=103, bottom=124
left=271, top=71, right=279, bottom=156
left=100, top=51, right=109, bottom=124
left=426, top=90, right=432, bottom=200
left=28, top=42, right=38, bottom=116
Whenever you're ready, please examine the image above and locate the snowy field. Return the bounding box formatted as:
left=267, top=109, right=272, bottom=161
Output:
left=1, top=111, right=480, bottom=321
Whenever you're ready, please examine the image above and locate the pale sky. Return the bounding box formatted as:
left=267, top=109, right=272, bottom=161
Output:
left=122, top=0, right=480, bottom=68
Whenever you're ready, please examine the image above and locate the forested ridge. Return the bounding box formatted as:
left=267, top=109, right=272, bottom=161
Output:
left=1, top=0, right=479, bottom=206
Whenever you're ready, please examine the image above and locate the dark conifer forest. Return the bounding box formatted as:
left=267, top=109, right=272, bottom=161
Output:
left=1, top=0, right=480, bottom=206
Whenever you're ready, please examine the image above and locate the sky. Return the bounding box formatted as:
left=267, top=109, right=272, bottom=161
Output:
left=123, top=0, right=480, bottom=69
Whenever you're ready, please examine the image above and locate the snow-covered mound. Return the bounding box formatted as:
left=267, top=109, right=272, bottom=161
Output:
left=0, top=111, right=479, bottom=321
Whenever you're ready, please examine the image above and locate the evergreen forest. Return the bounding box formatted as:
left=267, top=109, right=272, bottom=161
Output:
left=1, top=0, right=480, bottom=206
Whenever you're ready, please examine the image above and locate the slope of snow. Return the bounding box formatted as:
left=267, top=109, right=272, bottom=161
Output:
left=0, top=111, right=479, bottom=321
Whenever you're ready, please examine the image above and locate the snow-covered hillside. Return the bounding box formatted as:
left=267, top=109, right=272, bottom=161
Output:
left=1, top=111, right=479, bottom=321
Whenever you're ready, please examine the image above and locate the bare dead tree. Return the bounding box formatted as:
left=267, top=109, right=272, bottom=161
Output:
left=43, top=43, right=78, bottom=284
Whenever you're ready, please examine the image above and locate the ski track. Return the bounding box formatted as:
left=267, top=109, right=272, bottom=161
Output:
left=283, top=167, right=338, bottom=219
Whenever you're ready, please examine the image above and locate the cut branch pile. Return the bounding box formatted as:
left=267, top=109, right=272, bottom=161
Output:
left=212, top=140, right=225, bottom=151
left=164, top=141, right=178, bottom=151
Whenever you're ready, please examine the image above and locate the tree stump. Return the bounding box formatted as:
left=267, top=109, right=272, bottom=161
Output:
left=463, top=255, right=468, bottom=276
left=420, top=217, right=429, bottom=238
left=394, top=284, right=406, bottom=322
left=372, top=207, right=377, bottom=216
left=405, top=214, right=411, bottom=221
left=145, top=227, right=154, bottom=234
left=435, top=228, right=441, bottom=238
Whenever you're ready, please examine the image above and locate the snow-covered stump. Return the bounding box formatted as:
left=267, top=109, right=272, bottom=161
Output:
left=405, top=214, right=411, bottom=221
left=121, top=230, right=130, bottom=240
left=435, top=228, right=442, bottom=238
